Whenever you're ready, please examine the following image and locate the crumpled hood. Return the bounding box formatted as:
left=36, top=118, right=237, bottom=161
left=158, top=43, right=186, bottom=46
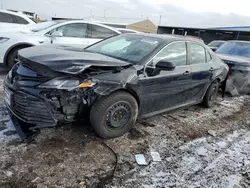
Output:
left=18, top=45, right=131, bottom=74
left=217, top=53, right=250, bottom=67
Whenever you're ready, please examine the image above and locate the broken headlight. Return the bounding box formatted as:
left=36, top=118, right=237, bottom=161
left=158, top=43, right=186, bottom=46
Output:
left=38, top=78, right=95, bottom=90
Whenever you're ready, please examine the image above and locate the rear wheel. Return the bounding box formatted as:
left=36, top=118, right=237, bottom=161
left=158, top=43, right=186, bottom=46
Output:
left=202, top=80, right=220, bottom=108
left=90, top=91, right=138, bottom=139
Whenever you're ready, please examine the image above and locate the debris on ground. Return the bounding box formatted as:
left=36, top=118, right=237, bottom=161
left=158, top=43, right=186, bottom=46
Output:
left=1, top=68, right=250, bottom=187
left=208, top=130, right=217, bottom=137
left=135, top=154, right=148, bottom=165
left=150, top=152, right=162, bottom=162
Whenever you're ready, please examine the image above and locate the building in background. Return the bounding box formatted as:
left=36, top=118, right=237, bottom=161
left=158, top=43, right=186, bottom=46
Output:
left=126, top=19, right=156, bottom=33
left=157, top=25, right=250, bottom=44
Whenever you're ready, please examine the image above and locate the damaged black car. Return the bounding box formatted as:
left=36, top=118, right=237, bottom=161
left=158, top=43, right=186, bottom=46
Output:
left=4, top=34, right=228, bottom=139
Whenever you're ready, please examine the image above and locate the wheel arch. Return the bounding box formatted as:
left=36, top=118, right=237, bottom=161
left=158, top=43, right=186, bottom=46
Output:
left=115, top=88, right=140, bottom=108
left=94, top=86, right=140, bottom=108
left=202, top=77, right=221, bottom=101
left=4, top=42, right=34, bottom=66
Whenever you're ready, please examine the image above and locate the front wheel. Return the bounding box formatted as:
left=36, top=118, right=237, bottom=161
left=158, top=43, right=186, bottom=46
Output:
left=202, top=80, right=220, bottom=108
left=90, top=91, right=138, bottom=139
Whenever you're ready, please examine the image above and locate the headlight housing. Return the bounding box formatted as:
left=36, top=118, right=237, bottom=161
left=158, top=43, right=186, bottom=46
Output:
left=0, top=37, right=10, bottom=43
left=38, top=78, right=95, bottom=90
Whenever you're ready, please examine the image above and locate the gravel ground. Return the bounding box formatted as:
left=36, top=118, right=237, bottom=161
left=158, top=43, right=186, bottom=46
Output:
left=0, top=71, right=250, bottom=187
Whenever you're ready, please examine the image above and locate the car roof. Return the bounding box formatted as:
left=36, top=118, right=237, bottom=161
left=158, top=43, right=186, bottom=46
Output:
left=116, top=28, right=138, bottom=32
left=125, top=33, right=204, bottom=44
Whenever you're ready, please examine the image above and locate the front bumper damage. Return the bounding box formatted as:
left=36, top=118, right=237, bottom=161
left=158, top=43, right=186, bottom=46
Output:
left=4, top=85, right=95, bottom=140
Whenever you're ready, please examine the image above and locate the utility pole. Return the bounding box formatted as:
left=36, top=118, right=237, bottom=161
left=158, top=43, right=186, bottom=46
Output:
left=1, top=4, right=3, bottom=9
left=159, top=15, right=162, bottom=26
left=104, top=9, right=106, bottom=18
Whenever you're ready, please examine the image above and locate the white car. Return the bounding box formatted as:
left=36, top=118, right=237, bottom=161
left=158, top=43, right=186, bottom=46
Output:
left=0, top=20, right=121, bottom=68
left=0, top=10, right=36, bottom=29
left=116, top=28, right=139, bottom=34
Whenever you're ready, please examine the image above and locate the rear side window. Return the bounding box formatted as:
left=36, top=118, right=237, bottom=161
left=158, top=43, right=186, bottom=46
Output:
left=206, top=50, right=212, bottom=62
left=0, top=12, right=14, bottom=23
left=189, top=43, right=206, bottom=64
left=12, top=15, right=29, bottom=24
left=88, top=24, right=118, bottom=39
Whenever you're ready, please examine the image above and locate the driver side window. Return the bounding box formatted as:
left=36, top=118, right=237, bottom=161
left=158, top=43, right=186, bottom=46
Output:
left=151, top=42, right=187, bottom=67
left=48, top=23, right=87, bottom=38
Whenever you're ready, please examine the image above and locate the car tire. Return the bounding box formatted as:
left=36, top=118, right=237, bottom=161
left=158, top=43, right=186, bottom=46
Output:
left=7, top=47, right=25, bottom=68
left=202, top=80, right=220, bottom=108
left=90, top=91, right=138, bottom=139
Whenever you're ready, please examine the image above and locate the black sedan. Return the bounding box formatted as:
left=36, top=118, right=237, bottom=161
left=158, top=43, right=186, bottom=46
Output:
left=208, top=40, right=226, bottom=51
left=4, top=34, right=228, bottom=139
left=216, top=41, right=250, bottom=96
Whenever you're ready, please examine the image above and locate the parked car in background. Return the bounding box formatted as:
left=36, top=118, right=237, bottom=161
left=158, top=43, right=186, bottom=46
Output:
left=208, top=40, right=226, bottom=51
left=0, top=10, right=36, bottom=29
left=116, top=28, right=139, bottom=33
left=0, top=20, right=121, bottom=68
left=216, top=41, right=250, bottom=96
left=4, top=34, right=228, bottom=139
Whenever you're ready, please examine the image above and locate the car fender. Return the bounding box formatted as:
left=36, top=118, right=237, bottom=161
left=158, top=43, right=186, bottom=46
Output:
left=3, top=42, right=35, bottom=65
left=92, top=82, right=140, bottom=107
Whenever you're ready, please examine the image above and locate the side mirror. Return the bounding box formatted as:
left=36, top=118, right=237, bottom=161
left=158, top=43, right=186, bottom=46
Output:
left=50, top=31, right=63, bottom=37
left=155, top=60, right=176, bottom=71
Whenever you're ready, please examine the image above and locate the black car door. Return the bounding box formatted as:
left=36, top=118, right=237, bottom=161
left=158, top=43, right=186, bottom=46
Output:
left=137, top=41, right=193, bottom=116
left=187, top=42, right=214, bottom=102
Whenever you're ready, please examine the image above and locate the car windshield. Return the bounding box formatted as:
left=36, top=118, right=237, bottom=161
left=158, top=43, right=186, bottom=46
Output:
left=216, top=42, right=250, bottom=58
left=28, top=21, right=59, bottom=32
left=85, top=35, right=162, bottom=64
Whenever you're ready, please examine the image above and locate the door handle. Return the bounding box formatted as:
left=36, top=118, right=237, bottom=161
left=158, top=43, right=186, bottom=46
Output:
left=183, top=71, right=191, bottom=75
left=209, top=67, right=214, bottom=71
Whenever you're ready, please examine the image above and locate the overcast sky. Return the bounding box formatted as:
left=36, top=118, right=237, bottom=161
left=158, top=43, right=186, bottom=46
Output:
left=1, top=0, right=250, bottom=27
